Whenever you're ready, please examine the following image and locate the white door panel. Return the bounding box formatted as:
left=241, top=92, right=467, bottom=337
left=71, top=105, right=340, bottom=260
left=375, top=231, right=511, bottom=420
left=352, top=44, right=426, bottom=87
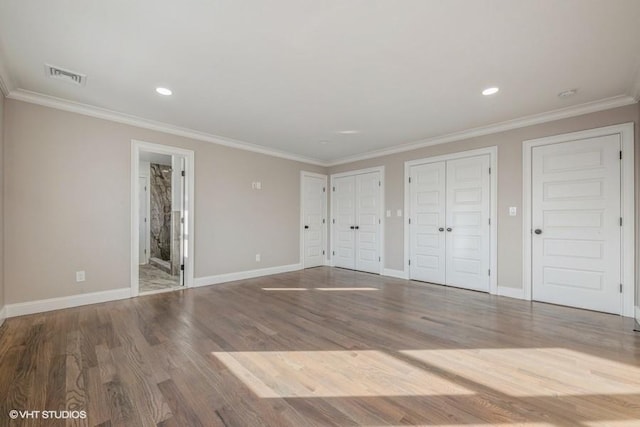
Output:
left=409, top=162, right=446, bottom=284
left=446, top=155, right=491, bottom=292
left=138, top=176, right=148, bottom=265
left=303, top=175, right=326, bottom=268
left=532, top=135, right=621, bottom=314
left=333, top=176, right=356, bottom=269
left=355, top=172, right=380, bottom=273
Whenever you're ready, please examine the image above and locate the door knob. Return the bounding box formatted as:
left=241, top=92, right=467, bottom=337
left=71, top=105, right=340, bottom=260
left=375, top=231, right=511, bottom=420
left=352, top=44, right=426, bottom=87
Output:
left=355, top=226, right=360, bottom=230
left=438, top=227, right=445, bottom=232
left=534, top=229, right=542, bottom=235
left=304, top=225, right=309, bottom=229
left=446, top=227, right=452, bottom=232
left=350, top=226, right=355, bottom=229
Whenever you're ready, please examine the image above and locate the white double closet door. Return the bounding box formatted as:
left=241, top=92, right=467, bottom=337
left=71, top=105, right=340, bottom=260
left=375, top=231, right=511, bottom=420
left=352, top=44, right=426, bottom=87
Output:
left=332, top=171, right=381, bottom=274
left=409, top=155, right=491, bottom=292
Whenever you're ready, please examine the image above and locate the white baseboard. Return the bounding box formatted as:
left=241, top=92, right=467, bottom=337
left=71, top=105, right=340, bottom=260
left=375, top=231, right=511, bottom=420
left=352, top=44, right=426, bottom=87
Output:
left=194, top=263, right=302, bottom=287
left=382, top=268, right=408, bottom=280
left=497, top=286, right=527, bottom=300
left=0, top=306, right=6, bottom=327
left=635, top=306, right=640, bottom=322
left=5, top=287, right=131, bottom=318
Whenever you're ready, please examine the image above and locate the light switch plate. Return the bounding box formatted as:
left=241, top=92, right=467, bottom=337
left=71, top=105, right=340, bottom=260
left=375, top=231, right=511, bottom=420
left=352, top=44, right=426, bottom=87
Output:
left=76, top=271, right=86, bottom=282
left=386, top=210, right=391, bottom=217
left=397, top=209, right=402, bottom=217
left=509, top=206, right=517, bottom=216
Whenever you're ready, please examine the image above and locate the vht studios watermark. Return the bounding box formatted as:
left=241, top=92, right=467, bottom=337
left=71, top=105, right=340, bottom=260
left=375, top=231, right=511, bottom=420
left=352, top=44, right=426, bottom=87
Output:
left=8, top=410, right=87, bottom=420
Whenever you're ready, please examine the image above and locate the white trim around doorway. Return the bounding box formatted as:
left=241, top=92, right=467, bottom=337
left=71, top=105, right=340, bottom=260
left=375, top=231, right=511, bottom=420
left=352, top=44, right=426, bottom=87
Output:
left=131, top=140, right=196, bottom=297
left=404, top=146, right=498, bottom=294
left=522, top=123, right=635, bottom=317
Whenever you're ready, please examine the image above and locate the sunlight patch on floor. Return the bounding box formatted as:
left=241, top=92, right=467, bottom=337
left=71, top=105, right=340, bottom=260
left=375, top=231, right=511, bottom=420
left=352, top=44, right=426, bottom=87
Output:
left=315, top=287, right=378, bottom=291
left=401, top=348, right=640, bottom=397
left=261, top=287, right=309, bottom=291
left=212, top=350, right=473, bottom=398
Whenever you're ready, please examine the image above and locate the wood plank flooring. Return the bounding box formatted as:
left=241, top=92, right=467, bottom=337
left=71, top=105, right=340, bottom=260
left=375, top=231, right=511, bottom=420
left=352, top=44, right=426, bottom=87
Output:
left=1, top=266, right=639, bottom=426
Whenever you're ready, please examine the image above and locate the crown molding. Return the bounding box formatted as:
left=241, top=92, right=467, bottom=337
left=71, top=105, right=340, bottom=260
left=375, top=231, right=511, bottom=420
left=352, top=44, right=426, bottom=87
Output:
left=632, top=64, right=640, bottom=102
left=326, top=94, right=637, bottom=166
left=5, top=87, right=637, bottom=169
left=0, top=44, right=15, bottom=96
left=6, top=88, right=328, bottom=166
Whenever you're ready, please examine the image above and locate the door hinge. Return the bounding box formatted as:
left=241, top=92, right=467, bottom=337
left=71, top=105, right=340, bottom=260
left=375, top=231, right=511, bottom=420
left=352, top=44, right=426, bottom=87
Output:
left=408, top=259, right=411, bottom=266
left=144, top=218, right=147, bottom=223
left=620, top=217, right=623, bottom=226
left=489, top=167, right=491, bottom=175
left=620, top=283, right=623, bottom=293
left=180, top=264, right=185, bottom=271
left=181, top=170, right=185, bottom=177
left=181, top=217, right=184, bottom=224
left=488, top=218, right=491, bottom=225
left=378, top=256, right=381, bottom=262
left=332, top=186, right=336, bottom=192
left=408, top=177, right=412, bottom=184
left=408, top=218, right=411, bottom=224
left=332, top=218, right=335, bottom=224
left=144, top=186, right=147, bottom=191
left=378, top=219, right=381, bottom=224
left=144, top=249, right=146, bottom=254
left=620, top=150, right=622, bottom=160
left=488, top=269, right=491, bottom=276
left=379, top=181, right=381, bottom=187
left=332, top=251, right=335, bottom=256
left=323, top=187, right=326, bottom=193
left=322, top=250, right=325, bottom=255
left=322, top=218, right=325, bottom=224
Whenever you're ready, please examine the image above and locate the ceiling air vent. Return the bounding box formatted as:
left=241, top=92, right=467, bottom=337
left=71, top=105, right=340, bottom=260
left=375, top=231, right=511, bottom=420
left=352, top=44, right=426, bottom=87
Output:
left=45, top=64, right=87, bottom=86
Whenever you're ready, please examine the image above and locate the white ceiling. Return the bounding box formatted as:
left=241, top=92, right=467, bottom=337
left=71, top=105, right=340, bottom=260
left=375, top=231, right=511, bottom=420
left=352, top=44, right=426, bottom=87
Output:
left=0, top=0, right=639, bottom=165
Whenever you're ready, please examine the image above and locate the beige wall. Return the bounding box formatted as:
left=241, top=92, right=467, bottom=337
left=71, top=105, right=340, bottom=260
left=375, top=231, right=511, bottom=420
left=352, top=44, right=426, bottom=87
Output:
left=329, top=103, right=640, bottom=290
left=0, top=94, right=4, bottom=312
left=4, top=99, right=324, bottom=304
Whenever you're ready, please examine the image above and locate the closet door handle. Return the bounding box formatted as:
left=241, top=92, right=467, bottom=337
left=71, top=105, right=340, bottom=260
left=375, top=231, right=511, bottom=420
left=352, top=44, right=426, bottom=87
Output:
left=446, top=227, right=453, bottom=232
left=304, top=225, right=309, bottom=229
left=438, top=227, right=444, bottom=232
left=534, top=229, right=542, bottom=235
left=355, top=226, right=360, bottom=230
left=350, top=226, right=355, bottom=230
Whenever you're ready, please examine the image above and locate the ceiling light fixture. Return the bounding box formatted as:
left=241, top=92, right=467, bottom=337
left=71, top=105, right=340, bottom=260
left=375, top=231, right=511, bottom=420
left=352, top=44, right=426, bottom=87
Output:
left=482, top=87, right=499, bottom=96
left=156, top=87, right=172, bottom=96
left=558, top=89, right=578, bottom=98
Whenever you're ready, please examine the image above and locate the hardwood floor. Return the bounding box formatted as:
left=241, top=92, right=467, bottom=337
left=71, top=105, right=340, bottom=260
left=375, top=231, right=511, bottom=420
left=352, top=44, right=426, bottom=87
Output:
left=1, top=266, right=639, bottom=426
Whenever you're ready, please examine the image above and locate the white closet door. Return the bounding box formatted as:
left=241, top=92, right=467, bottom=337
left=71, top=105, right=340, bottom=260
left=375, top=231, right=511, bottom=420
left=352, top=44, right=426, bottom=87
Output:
left=445, top=155, right=491, bottom=292
left=303, top=175, right=326, bottom=268
left=532, top=135, right=621, bottom=314
left=409, top=162, right=446, bottom=284
left=332, top=175, right=356, bottom=269
left=355, top=172, right=381, bottom=274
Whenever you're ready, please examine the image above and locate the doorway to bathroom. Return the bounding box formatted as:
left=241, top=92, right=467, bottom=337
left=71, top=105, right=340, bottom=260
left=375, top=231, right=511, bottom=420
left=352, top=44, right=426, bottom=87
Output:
left=131, top=140, right=195, bottom=296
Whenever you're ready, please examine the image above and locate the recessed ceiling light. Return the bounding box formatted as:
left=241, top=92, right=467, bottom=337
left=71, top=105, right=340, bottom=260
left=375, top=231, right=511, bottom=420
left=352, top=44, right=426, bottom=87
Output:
left=558, top=89, right=578, bottom=98
left=156, top=87, right=172, bottom=96
left=337, top=130, right=359, bottom=135
left=482, top=87, right=499, bottom=96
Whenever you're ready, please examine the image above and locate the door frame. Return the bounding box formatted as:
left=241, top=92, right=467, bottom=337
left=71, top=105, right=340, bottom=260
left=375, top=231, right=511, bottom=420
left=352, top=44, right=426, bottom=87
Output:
left=522, top=123, right=635, bottom=317
left=300, top=171, right=329, bottom=268
left=131, top=140, right=195, bottom=297
left=404, top=146, right=498, bottom=294
left=329, top=166, right=385, bottom=273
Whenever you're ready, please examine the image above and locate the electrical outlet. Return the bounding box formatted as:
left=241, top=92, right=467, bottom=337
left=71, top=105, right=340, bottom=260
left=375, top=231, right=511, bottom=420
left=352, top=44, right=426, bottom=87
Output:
left=76, top=271, right=86, bottom=282
left=255, top=254, right=261, bottom=262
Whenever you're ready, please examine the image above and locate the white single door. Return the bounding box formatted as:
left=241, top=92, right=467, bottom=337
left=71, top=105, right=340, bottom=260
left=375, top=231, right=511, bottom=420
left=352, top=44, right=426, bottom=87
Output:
left=532, top=135, right=621, bottom=314
left=332, top=175, right=356, bottom=269
left=138, top=176, right=149, bottom=265
left=355, top=172, right=381, bottom=273
left=303, top=175, right=326, bottom=268
left=409, top=162, right=446, bottom=284
left=445, top=155, right=491, bottom=292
